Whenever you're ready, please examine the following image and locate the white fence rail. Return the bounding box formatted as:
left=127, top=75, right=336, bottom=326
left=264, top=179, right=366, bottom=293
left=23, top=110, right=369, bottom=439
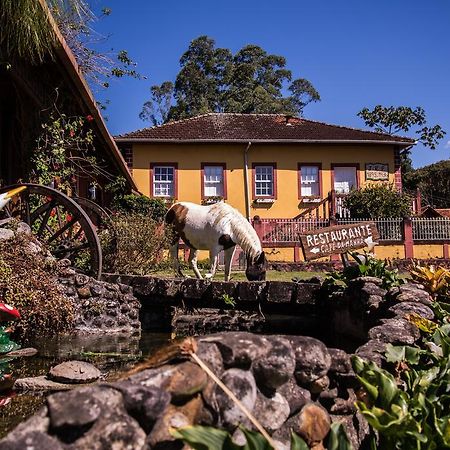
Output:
left=337, top=218, right=404, bottom=241
left=412, top=217, right=450, bottom=241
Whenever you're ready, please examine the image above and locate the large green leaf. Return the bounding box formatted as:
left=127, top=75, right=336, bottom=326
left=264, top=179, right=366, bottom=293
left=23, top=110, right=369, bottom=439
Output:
left=290, top=433, right=309, bottom=450
left=385, top=344, right=421, bottom=365
left=240, top=428, right=274, bottom=450
left=326, top=423, right=354, bottom=450
left=171, top=426, right=239, bottom=450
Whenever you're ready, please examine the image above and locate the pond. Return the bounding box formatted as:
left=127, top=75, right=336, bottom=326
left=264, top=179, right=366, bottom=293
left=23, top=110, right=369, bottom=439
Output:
left=0, top=331, right=172, bottom=438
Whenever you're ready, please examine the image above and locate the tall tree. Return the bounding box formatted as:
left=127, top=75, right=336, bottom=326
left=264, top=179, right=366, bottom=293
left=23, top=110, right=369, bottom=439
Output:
left=357, top=105, right=446, bottom=173
left=139, top=81, right=174, bottom=126
left=140, top=36, right=320, bottom=123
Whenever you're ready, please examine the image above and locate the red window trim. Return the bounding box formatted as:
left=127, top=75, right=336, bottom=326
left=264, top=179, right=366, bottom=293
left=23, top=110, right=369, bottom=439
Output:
left=298, top=163, right=323, bottom=199
left=149, top=162, right=178, bottom=199
left=201, top=163, right=227, bottom=200
left=252, top=163, right=277, bottom=200
left=331, top=163, right=360, bottom=192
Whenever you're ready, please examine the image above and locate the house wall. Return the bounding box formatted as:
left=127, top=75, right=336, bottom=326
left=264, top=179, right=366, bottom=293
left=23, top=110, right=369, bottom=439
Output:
left=131, top=142, right=396, bottom=219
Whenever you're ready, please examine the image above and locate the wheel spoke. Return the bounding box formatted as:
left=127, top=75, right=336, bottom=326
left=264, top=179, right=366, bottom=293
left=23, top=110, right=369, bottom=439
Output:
left=47, top=215, right=80, bottom=244
left=36, top=200, right=57, bottom=237
left=52, top=242, right=90, bottom=256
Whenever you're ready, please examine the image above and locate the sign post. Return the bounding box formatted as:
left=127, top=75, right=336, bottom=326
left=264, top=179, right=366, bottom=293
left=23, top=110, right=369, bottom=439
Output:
left=300, top=222, right=379, bottom=261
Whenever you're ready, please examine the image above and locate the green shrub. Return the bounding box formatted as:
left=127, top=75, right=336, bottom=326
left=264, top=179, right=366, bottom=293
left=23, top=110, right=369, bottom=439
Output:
left=0, top=234, right=75, bottom=341
left=343, top=183, right=412, bottom=218
left=111, top=193, right=167, bottom=220
left=103, top=212, right=173, bottom=275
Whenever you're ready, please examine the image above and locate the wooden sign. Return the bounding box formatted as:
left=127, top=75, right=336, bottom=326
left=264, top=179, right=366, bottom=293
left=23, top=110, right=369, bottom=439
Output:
left=365, top=163, right=389, bottom=181
left=300, top=222, right=380, bottom=261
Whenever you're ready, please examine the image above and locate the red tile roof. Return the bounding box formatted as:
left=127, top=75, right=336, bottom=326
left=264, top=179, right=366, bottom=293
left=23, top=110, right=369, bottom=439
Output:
left=115, top=113, right=415, bottom=146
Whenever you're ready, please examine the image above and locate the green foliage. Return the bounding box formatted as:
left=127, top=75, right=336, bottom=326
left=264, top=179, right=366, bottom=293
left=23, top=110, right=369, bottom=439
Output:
left=357, top=105, right=446, bottom=150
left=343, top=183, right=412, bottom=218
left=0, top=234, right=75, bottom=341
left=221, top=294, right=236, bottom=308
left=403, top=160, right=450, bottom=209
left=111, top=194, right=167, bottom=221
left=32, top=112, right=105, bottom=194
left=171, top=424, right=352, bottom=450
left=103, top=213, right=172, bottom=275
left=357, top=105, right=446, bottom=176
left=352, top=317, right=450, bottom=449
left=327, top=252, right=404, bottom=290
left=140, top=36, right=320, bottom=124
left=409, top=264, right=450, bottom=298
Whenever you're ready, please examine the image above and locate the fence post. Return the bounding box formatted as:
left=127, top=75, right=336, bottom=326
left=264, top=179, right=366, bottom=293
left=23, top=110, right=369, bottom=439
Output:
left=444, top=243, right=449, bottom=259
left=403, top=217, right=414, bottom=259
left=253, top=216, right=263, bottom=242
left=328, top=217, right=340, bottom=262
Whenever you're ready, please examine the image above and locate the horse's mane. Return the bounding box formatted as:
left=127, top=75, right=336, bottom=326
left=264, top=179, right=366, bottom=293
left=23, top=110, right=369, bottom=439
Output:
left=212, top=203, right=262, bottom=260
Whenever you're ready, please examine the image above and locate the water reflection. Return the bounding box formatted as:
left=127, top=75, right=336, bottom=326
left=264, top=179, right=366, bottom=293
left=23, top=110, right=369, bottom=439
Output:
left=0, top=331, right=172, bottom=438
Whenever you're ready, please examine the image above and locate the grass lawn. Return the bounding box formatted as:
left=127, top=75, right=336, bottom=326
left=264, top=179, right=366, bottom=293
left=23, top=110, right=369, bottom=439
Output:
left=147, top=269, right=326, bottom=282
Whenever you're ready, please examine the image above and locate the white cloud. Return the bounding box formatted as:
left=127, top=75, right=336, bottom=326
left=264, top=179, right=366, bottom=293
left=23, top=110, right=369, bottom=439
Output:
left=445, top=141, right=450, bottom=149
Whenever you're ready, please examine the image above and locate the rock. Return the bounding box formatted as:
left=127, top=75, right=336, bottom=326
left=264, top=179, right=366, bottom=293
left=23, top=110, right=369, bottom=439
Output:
left=0, top=431, right=63, bottom=450
left=180, top=278, right=210, bottom=299
left=278, top=378, right=312, bottom=416
left=47, top=390, right=103, bottom=429
left=357, top=276, right=384, bottom=285
left=237, top=281, right=266, bottom=302
left=297, top=403, right=331, bottom=447
left=253, top=336, right=295, bottom=391
left=0, top=229, right=14, bottom=241
left=330, top=412, right=371, bottom=450
left=90, top=283, right=106, bottom=297
left=253, top=392, right=290, bottom=432
left=328, top=348, right=352, bottom=375
left=288, top=336, right=331, bottom=385
left=395, top=284, right=432, bottom=305
left=77, top=286, right=92, bottom=299
left=309, top=375, right=330, bottom=394
left=14, top=376, right=88, bottom=392
left=110, top=382, right=171, bottom=432
left=147, top=396, right=202, bottom=448
left=196, top=341, right=224, bottom=376
left=265, top=281, right=295, bottom=303
left=355, top=339, right=387, bottom=365
left=48, top=361, right=101, bottom=384
left=210, top=281, right=238, bottom=302
left=16, top=222, right=32, bottom=235
left=75, top=274, right=90, bottom=286
left=330, top=389, right=357, bottom=415
left=202, top=332, right=271, bottom=369
left=214, top=368, right=257, bottom=429
left=129, top=362, right=207, bottom=402
left=6, top=347, right=38, bottom=357
left=388, top=302, right=434, bottom=320
left=293, top=282, right=319, bottom=305
left=368, top=318, right=420, bottom=345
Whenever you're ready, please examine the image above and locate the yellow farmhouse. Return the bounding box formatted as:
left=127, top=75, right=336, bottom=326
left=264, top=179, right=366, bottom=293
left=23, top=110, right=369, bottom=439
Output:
left=115, top=113, right=414, bottom=220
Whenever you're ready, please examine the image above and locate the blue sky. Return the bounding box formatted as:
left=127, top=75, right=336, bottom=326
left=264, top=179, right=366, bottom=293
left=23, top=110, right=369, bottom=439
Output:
left=93, top=0, right=450, bottom=168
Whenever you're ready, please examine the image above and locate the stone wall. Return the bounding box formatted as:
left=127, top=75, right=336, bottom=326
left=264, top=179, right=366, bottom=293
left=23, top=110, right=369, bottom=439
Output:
left=0, top=276, right=434, bottom=449
left=58, top=264, right=141, bottom=335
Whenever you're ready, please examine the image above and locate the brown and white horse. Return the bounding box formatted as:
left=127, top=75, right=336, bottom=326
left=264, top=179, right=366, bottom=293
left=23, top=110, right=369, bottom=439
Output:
left=165, top=201, right=267, bottom=281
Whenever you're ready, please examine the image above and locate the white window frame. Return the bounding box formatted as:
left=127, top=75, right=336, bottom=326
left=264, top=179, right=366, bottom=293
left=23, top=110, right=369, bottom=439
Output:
left=300, top=165, right=320, bottom=197
left=152, top=165, right=175, bottom=198
left=254, top=165, right=274, bottom=197
left=333, top=166, right=357, bottom=194
left=203, top=165, right=224, bottom=197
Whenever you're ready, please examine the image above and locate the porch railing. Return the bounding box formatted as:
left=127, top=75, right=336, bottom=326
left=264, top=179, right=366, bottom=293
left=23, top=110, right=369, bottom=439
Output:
left=337, top=217, right=404, bottom=241
left=412, top=217, right=450, bottom=241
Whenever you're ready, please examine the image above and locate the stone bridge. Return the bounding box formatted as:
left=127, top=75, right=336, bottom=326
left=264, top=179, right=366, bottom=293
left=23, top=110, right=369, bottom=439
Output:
left=101, top=275, right=324, bottom=337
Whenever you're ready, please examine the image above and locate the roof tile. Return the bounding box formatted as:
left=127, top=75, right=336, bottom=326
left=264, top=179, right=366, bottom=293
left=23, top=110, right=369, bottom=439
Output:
left=115, top=113, right=414, bottom=145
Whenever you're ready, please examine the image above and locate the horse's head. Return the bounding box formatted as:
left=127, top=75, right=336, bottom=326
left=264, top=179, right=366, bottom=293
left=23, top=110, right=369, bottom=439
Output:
left=245, top=251, right=267, bottom=281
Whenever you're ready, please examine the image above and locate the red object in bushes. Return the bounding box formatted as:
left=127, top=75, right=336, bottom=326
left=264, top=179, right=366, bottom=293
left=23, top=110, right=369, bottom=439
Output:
left=0, top=304, right=20, bottom=322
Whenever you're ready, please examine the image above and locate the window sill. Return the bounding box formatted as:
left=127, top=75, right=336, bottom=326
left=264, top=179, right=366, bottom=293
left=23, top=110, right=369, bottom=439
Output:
left=300, top=197, right=322, bottom=204
left=254, top=198, right=276, bottom=204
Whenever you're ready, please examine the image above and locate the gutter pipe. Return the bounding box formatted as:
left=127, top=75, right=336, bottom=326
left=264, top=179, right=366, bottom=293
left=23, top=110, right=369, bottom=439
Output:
left=243, top=142, right=252, bottom=220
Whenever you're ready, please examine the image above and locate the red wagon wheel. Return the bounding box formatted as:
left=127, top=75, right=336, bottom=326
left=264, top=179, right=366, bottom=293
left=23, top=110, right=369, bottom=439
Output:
left=0, top=183, right=102, bottom=279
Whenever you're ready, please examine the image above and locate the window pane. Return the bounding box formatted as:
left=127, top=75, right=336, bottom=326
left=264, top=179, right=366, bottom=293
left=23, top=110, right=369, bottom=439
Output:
left=300, top=165, right=319, bottom=197
left=334, top=167, right=357, bottom=194
left=153, top=166, right=174, bottom=197
left=255, top=166, right=273, bottom=196
left=204, top=166, right=224, bottom=197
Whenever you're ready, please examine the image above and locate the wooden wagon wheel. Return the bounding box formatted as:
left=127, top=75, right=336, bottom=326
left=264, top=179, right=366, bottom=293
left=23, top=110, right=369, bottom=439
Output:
left=0, top=183, right=102, bottom=279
